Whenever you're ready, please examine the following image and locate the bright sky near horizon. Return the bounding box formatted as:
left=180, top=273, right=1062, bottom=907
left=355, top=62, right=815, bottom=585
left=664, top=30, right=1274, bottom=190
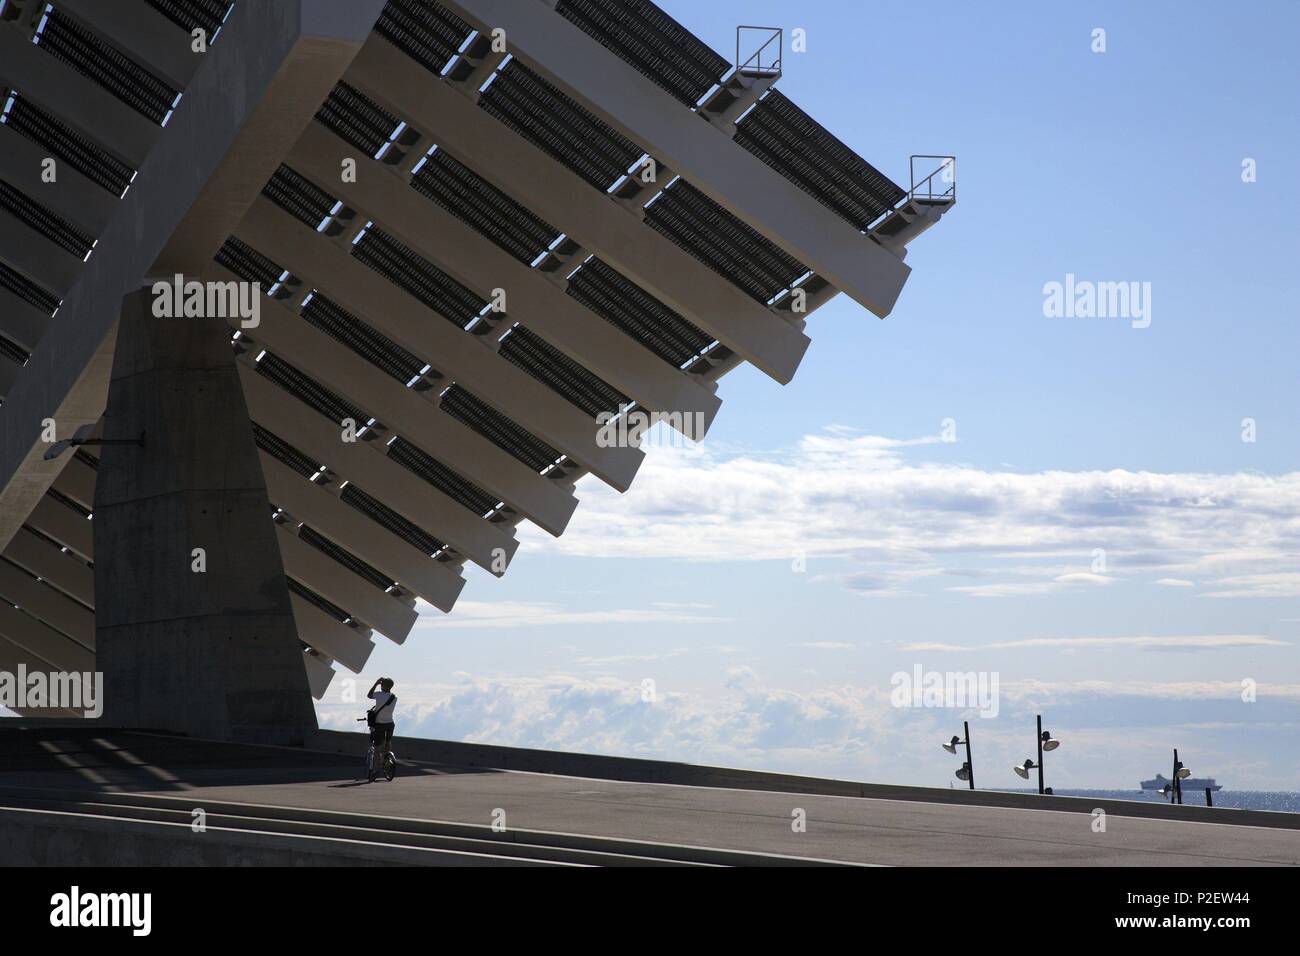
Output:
left=324, top=0, right=1296, bottom=790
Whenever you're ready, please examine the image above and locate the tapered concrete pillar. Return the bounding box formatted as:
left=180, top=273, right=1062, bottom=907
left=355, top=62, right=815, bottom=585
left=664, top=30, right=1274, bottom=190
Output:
left=93, top=289, right=317, bottom=744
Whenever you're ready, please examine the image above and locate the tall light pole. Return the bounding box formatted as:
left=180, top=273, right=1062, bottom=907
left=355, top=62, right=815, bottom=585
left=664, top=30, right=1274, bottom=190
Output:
left=942, top=720, right=975, bottom=790
left=1012, top=714, right=1060, bottom=795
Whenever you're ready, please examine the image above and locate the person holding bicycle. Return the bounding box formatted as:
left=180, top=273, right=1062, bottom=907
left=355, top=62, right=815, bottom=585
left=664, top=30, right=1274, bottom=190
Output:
left=366, top=677, right=397, bottom=758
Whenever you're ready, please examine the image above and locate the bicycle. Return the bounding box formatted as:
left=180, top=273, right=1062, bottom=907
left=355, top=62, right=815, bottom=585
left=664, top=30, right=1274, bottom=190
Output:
left=357, top=716, right=396, bottom=782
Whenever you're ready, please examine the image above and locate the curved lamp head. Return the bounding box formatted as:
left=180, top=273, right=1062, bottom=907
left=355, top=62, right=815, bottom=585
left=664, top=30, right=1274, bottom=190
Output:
left=955, top=765, right=970, bottom=782
left=942, top=735, right=960, bottom=754
left=1176, top=767, right=1192, bottom=779
left=1042, top=738, right=1060, bottom=752
left=1012, top=759, right=1034, bottom=780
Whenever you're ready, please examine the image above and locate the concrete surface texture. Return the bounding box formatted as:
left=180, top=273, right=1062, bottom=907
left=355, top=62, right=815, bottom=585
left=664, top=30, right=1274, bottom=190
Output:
left=1, top=729, right=1296, bottom=867
left=93, top=306, right=316, bottom=744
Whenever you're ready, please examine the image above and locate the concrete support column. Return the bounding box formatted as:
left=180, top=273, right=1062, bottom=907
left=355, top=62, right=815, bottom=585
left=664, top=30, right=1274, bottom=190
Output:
left=93, top=289, right=317, bottom=744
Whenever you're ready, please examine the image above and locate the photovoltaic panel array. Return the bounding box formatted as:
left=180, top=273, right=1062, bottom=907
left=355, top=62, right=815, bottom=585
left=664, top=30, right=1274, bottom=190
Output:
left=411, top=147, right=560, bottom=265
left=565, top=258, right=713, bottom=368
left=554, top=0, right=728, bottom=108
left=375, top=0, right=473, bottom=76
left=644, top=180, right=808, bottom=303
left=734, top=90, right=906, bottom=229
left=479, top=60, right=642, bottom=190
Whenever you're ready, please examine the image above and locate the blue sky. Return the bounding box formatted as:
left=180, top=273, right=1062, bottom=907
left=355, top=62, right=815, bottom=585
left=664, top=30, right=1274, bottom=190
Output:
left=315, top=1, right=1300, bottom=790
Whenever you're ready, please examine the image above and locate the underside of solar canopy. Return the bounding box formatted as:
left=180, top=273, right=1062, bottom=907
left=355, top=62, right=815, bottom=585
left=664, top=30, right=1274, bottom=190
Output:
left=0, top=0, right=953, bottom=738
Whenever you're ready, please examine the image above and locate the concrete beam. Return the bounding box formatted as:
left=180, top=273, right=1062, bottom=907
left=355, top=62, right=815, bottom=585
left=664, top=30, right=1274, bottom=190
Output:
left=290, top=122, right=722, bottom=435
left=0, top=287, right=50, bottom=354
left=55, top=0, right=202, bottom=92
left=303, top=647, right=336, bottom=700
left=0, top=0, right=386, bottom=558
left=0, top=214, right=83, bottom=296
left=0, top=635, right=82, bottom=716
left=288, top=593, right=373, bottom=673
left=3, top=527, right=92, bottom=606
left=49, top=454, right=96, bottom=512
left=0, top=123, right=116, bottom=237
left=238, top=361, right=518, bottom=575
left=0, top=601, right=93, bottom=673
left=0, top=25, right=157, bottom=169
left=237, top=197, right=643, bottom=491
left=27, top=496, right=92, bottom=561
left=0, top=558, right=93, bottom=648
left=259, top=451, right=465, bottom=614
left=275, top=523, right=417, bottom=644
left=348, top=38, right=810, bottom=384
left=443, top=0, right=911, bottom=318
left=211, top=264, right=577, bottom=537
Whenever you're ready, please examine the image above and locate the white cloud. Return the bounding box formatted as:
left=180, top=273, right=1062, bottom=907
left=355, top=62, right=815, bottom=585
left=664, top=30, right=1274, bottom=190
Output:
left=414, top=599, right=728, bottom=630
left=1155, top=578, right=1195, bottom=587
left=515, top=431, right=1300, bottom=600
left=900, top=634, right=1288, bottom=653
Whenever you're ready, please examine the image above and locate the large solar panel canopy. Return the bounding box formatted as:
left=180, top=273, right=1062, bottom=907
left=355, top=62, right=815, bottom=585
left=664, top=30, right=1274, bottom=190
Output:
left=0, top=0, right=953, bottom=741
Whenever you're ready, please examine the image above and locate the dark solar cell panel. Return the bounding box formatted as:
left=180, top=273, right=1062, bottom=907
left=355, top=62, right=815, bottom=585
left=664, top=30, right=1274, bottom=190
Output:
left=316, top=82, right=399, bottom=157
left=287, top=577, right=352, bottom=623
left=2, top=92, right=134, bottom=195
left=411, top=148, right=559, bottom=264
left=262, top=165, right=336, bottom=231
left=439, top=385, right=560, bottom=473
left=351, top=226, right=484, bottom=328
left=214, top=236, right=283, bottom=288
left=734, top=90, right=906, bottom=229
left=0, top=178, right=95, bottom=258
left=388, top=437, right=498, bottom=517
left=255, top=353, right=371, bottom=429
left=566, top=257, right=712, bottom=367
left=147, top=0, right=231, bottom=37
left=643, top=180, right=808, bottom=303
left=301, top=293, right=425, bottom=385
left=298, top=524, right=397, bottom=592
left=38, top=9, right=178, bottom=125
left=0, top=258, right=60, bottom=315
left=555, top=0, right=727, bottom=107
left=0, top=334, right=29, bottom=366
left=479, top=61, right=642, bottom=190
left=498, top=326, right=627, bottom=420
left=340, top=483, right=444, bottom=556
left=376, top=0, right=472, bottom=75
left=252, top=423, right=319, bottom=479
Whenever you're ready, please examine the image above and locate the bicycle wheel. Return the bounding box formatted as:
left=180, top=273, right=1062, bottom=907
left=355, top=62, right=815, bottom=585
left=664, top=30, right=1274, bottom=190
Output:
left=383, top=753, right=396, bottom=782
left=365, top=746, right=377, bottom=782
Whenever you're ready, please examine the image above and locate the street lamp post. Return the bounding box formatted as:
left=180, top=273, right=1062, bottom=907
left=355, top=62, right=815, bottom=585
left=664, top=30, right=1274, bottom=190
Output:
left=1013, top=714, right=1060, bottom=795
left=942, top=721, right=975, bottom=790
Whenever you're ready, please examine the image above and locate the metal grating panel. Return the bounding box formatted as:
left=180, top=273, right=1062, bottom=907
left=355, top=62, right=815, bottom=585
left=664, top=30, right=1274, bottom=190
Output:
left=301, top=292, right=426, bottom=385
left=498, top=326, right=627, bottom=420
left=253, top=423, right=320, bottom=480
left=388, top=436, right=498, bottom=517
left=479, top=61, right=642, bottom=190
left=0, top=258, right=60, bottom=315
left=376, top=0, right=472, bottom=76
left=262, top=164, right=336, bottom=231
left=316, top=82, right=400, bottom=158
left=734, top=90, right=906, bottom=229
left=0, top=178, right=95, bottom=258
left=351, top=226, right=485, bottom=329
left=287, top=577, right=352, bottom=624
left=0, top=335, right=29, bottom=366
left=298, top=524, right=396, bottom=592
left=555, top=0, right=727, bottom=107
left=146, top=0, right=232, bottom=37
left=411, top=148, right=559, bottom=264
left=37, top=9, right=179, bottom=125
left=644, top=180, right=809, bottom=303
left=340, top=483, right=444, bottom=556
left=566, top=257, right=713, bottom=368
left=1, top=91, right=134, bottom=195
left=214, top=236, right=283, bottom=288
left=439, top=385, right=560, bottom=473
left=255, top=353, right=371, bottom=429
